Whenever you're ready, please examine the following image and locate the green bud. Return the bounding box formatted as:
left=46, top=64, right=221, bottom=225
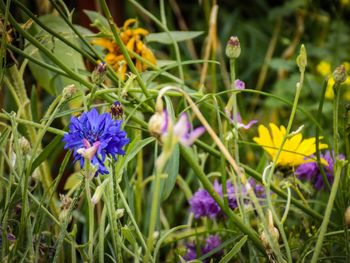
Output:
left=296, top=44, right=307, bottom=72
left=225, top=36, right=241, bottom=59
left=333, top=64, right=347, bottom=85
left=91, top=62, right=107, bottom=85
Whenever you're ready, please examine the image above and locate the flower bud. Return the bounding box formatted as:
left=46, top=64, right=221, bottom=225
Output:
left=333, top=64, right=347, bottom=85
left=19, top=136, right=30, bottom=154
left=91, top=180, right=109, bottom=205
left=225, top=36, right=241, bottom=59
left=148, top=110, right=168, bottom=138
left=91, top=61, right=107, bottom=84
left=296, top=44, right=307, bottom=73
left=345, top=206, right=350, bottom=226
left=62, top=84, right=77, bottom=99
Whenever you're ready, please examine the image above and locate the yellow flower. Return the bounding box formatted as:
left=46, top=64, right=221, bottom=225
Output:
left=92, top=18, right=156, bottom=80
left=253, top=123, right=328, bottom=166
left=316, top=61, right=331, bottom=76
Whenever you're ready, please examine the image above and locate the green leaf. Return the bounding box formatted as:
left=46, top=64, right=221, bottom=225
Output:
left=116, top=137, right=155, bottom=176
left=0, top=128, right=11, bottom=148
left=31, top=133, right=63, bottom=174
left=83, top=10, right=110, bottom=31
left=161, top=97, right=179, bottom=200
left=146, top=31, right=203, bottom=44
left=218, top=236, right=248, bottom=263
left=121, top=226, right=137, bottom=246
left=25, top=15, right=87, bottom=95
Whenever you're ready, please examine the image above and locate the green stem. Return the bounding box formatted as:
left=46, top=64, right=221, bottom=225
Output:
left=98, top=206, right=107, bottom=263
left=129, top=0, right=184, bottom=82
left=85, top=174, right=94, bottom=262
left=98, top=0, right=154, bottom=106
left=311, top=85, right=344, bottom=262
left=315, top=78, right=331, bottom=191
left=53, top=179, right=85, bottom=263
left=115, top=183, right=152, bottom=261
left=263, top=70, right=305, bottom=263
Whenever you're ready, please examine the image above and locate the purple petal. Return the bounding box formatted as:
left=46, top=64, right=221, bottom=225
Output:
left=180, top=126, right=206, bottom=146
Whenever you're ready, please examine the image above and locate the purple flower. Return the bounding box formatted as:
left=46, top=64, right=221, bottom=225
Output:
left=202, top=235, right=222, bottom=256
left=295, top=151, right=344, bottom=190
left=234, top=79, right=245, bottom=90
left=226, top=109, right=257, bottom=130
left=63, top=108, right=129, bottom=175
left=184, top=235, right=222, bottom=262
left=189, top=179, right=265, bottom=219
left=189, top=189, right=221, bottom=219
left=183, top=243, right=197, bottom=261
left=163, top=112, right=205, bottom=146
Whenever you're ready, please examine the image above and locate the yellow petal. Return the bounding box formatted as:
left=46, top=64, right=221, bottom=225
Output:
left=269, top=123, right=284, bottom=148
left=123, top=18, right=137, bottom=30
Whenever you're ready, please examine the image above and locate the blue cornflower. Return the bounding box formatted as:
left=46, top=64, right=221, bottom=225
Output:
left=63, top=108, right=129, bottom=175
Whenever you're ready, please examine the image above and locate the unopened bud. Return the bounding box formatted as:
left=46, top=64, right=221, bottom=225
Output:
left=19, top=136, right=30, bottom=154
left=345, top=206, right=350, bottom=226
left=62, top=84, right=77, bottom=99
left=225, top=36, right=241, bottom=59
left=296, top=44, right=307, bottom=72
left=148, top=110, right=168, bottom=138
left=91, top=180, right=109, bottom=205
left=92, top=61, right=107, bottom=84
left=333, top=64, right=347, bottom=85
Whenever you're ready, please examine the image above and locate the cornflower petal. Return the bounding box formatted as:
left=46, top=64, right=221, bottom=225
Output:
left=63, top=108, right=129, bottom=175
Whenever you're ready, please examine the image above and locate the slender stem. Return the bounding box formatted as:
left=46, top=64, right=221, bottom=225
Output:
left=315, top=78, right=331, bottom=191
left=263, top=71, right=305, bottom=263
left=98, top=0, right=154, bottom=106
left=129, top=0, right=184, bottom=82
left=98, top=206, right=107, bottom=263
left=311, top=84, right=345, bottom=262
left=85, top=174, right=94, bottom=262
left=115, top=183, right=152, bottom=261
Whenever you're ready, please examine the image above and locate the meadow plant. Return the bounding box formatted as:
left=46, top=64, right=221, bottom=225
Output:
left=1, top=1, right=350, bottom=262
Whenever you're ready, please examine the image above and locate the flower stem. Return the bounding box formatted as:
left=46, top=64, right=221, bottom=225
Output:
left=311, top=84, right=345, bottom=262
left=85, top=174, right=94, bottom=262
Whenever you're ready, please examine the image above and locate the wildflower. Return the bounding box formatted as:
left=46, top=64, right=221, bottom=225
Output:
left=295, top=151, right=344, bottom=190
left=229, top=112, right=258, bottom=130
left=184, top=235, right=223, bottom=262
left=189, top=179, right=264, bottom=219
left=317, top=61, right=331, bottom=77
left=92, top=18, right=156, bottom=80
left=149, top=110, right=205, bottom=146
left=171, top=113, right=206, bottom=146
left=253, top=123, right=328, bottom=167
left=225, top=36, right=241, bottom=59
left=234, top=79, right=245, bottom=90
left=63, top=108, right=129, bottom=175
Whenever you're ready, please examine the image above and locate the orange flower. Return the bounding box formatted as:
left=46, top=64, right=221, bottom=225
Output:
left=92, top=18, right=156, bottom=80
